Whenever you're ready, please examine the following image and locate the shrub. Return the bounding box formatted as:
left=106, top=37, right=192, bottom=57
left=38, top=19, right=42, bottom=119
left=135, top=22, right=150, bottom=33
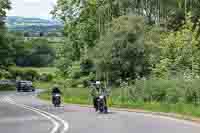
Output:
left=66, top=73, right=96, bottom=88
left=157, top=17, right=200, bottom=78
left=80, top=58, right=95, bottom=75
left=39, top=73, right=54, bottom=82
left=16, top=39, right=56, bottom=67
left=9, top=68, right=21, bottom=79
left=66, top=79, right=82, bottom=88
left=24, top=69, right=39, bottom=81
left=9, top=68, right=39, bottom=81
left=114, top=79, right=200, bottom=105
left=0, top=72, right=2, bottom=79
left=92, top=16, right=152, bottom=83
left=4, top=72, right=13, bottom=79
left=71, top=71, right=81, bottom=79
left=68, top=62, right=82, bottom=79
left=0, top=84, right=16, bottom=91
left=0, top=70, right=13, bottom=79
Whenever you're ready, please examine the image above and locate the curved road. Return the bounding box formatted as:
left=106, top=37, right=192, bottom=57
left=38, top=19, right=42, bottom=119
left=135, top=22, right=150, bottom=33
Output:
left=0, top=91, right=200, bottom=133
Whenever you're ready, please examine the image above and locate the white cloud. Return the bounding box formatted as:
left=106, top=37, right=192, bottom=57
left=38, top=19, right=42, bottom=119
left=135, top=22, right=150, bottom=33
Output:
left=22, top=0, right=57, bottom=4
left=8, top=0, right=57, bottom=19
left=23, top=0, right=41, bottom=3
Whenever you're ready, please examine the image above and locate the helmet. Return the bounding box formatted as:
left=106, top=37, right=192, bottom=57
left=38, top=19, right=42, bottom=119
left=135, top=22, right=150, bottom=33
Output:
left=96, top=81, right=101, bottom=85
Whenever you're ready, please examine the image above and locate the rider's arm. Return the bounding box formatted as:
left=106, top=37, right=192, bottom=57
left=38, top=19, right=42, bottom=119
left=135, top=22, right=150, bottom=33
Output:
left=90, top=88, right=96, bottom=97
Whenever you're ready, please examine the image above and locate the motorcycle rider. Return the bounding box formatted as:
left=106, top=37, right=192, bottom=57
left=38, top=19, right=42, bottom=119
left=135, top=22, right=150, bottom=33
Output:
left=90, top=81, right=101, bottom=111
left=51, top=85, right=62, bottom=105
left=90, top=81, right=108, bottom=112
left=52, top=85, right=61, bottom=94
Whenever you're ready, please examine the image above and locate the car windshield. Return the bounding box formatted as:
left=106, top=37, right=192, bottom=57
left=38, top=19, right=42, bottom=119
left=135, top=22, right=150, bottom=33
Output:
left=21, top=81, right=32, bottom=85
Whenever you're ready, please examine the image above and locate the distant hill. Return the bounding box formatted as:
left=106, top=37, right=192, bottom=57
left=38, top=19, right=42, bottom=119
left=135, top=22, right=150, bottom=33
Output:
left=6, top=16, right=63, bottom=33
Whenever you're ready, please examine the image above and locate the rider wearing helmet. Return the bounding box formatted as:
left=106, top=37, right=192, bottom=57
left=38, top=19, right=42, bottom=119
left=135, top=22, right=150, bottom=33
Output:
left=90, top=81, right=109, bottom=112
left=51, top=85, right=62, bottom=105
left=52, top=85, right=61, bottom=95
left=90, top=81, right=101, bottom=111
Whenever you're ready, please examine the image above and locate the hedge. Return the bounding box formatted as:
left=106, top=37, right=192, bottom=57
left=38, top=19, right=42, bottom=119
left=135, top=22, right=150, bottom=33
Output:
left=0, top=84, right=16, bottom=91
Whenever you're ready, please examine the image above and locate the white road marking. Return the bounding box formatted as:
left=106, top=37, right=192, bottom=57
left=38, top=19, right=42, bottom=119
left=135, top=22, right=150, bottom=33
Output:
left=4, top=97, right=59, bottom=133
left=0, top=96, right=6, bottom=103
left=3, top=96, right=69, bottom=133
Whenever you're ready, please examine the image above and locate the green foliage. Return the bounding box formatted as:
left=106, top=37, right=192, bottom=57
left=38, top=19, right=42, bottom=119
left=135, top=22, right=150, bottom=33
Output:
left=24, top=69, right=39, bottom=81
left=0, top=0, right=12, bottom=68
left=0, top=70, right=12, bottom=79
left=68, top=62, right=82, bottom=79
left=0, top=84, right=16, bottom=91
left=20, top=0, right=200, bottom=120
left=93, top=16, right=151, bottom=83
left=15, top=38, right=56, bottom=67
left=80, top=58, right=95, bottom=75
left=0, top=32, right=16, bottom=68
left=0, top=32, right=57, bottom=69
left=153, top=16, right=200, bottom=78
left=33, top=81, right=54, bottom=90
left=152, top=59, right=171, bottom=79
left=53, top=0, right=97, bottom=74
left=53, top=0, right=200, bottom=82
left=39, top=73, right=54, bottom=82
left=66, top=79, right=83, bottom=88
left=0, top=0, right=11, bottom=28
left=65, top=74, right=95, bottom=88
left=113, top=79, right=200, bottom=105
left=48, top=0, right=200, bottom=117
left=55, top=38, right=77, bottom=76
left=9, top=67, right=39, bottom=81
left=38, top=78, right=200, bottom=117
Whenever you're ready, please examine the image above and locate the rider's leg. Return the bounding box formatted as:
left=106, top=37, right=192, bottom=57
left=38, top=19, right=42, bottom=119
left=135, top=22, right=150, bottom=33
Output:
left=93, top=97, right=98, bottom=111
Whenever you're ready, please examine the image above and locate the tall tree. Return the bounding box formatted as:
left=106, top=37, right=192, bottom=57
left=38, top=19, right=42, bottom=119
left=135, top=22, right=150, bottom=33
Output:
left=0, top=0, right=10, bottom=29
left=0, top=0, right=12, bottom=68
left=53, top=0, right=97, bottom=74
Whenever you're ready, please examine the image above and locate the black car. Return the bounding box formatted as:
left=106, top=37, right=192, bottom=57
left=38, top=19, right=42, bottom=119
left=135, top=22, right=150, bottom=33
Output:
left=16, top=80, right=35, bottom=92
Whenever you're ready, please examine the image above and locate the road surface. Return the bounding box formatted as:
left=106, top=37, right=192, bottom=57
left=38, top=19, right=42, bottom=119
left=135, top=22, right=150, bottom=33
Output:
left=0, top=91, right=200, bottom=133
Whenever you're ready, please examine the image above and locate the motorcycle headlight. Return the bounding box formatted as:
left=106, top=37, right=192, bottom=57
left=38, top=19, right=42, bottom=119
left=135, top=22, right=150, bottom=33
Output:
left=55, top=94, right=60, bottom=97
left=99, top=95, right=104, bottom=99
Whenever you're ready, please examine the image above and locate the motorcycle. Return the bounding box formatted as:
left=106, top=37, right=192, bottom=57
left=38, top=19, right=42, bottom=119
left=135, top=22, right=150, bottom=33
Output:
left=52, top=93, right=61, bottom=107
left=96, top=94, right=108, bottom=113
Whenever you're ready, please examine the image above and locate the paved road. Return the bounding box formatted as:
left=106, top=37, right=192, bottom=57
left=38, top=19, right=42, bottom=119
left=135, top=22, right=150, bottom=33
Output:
left=1, top=91, right=200, bottom=133
left=0, top=92, right=52, bottom=133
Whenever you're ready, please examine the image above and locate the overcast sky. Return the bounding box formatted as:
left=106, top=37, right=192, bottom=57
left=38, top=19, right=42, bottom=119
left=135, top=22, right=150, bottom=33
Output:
left=8, top=0, right=57, bottom=19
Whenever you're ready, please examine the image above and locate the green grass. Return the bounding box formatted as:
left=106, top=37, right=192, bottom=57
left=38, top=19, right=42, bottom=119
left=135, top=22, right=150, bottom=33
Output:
left=38, top=86, right=90, bottom=104
left=33, top=81, right=54, bottom=90
left=38, top=89, right=200, bottom=117
left=11, top=67, right=58, bottom=75
left=110, top=101, right=200, bottom=117
left=38, top=91, right=51, bottom=100
left=37, top=81, right=200, bottom=118
left=38, top=78, right=200, bottom=117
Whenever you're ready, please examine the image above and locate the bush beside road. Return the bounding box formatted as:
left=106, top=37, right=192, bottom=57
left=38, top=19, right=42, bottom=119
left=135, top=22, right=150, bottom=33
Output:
left=0, top=80, right=16, bottom=91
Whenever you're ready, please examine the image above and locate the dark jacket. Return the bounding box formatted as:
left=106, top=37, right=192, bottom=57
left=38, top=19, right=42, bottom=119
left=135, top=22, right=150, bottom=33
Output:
left=52, top=87, right=61, bottom=95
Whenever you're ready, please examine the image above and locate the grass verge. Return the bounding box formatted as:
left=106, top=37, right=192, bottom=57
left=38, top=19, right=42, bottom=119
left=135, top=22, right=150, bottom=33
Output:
left=37, top=81, right=200, bottom=118
left=11, top=67, right=58, bottom=75
left=34, top=81, right=54, bottom=90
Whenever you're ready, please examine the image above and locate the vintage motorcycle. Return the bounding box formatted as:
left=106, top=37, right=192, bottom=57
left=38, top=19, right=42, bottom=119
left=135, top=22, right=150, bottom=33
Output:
left=96, top=94, right=108, bottom=113
left=52, top=93, right=61, bottom=107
